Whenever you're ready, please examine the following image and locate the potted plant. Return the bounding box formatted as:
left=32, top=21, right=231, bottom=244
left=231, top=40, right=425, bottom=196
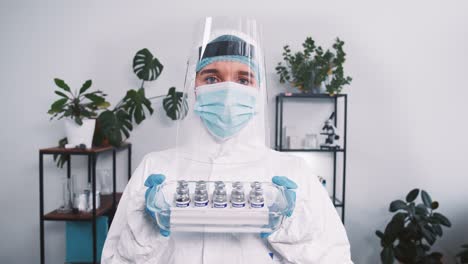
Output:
left=458, top=244, right=468, bottom=263
left=48, top=78, right=109, bottom=149
left=376, top=189, right=452, bottom=264
left=51, top=48, right=187, bottom=168
left=275, top=37, right=352, bottom=95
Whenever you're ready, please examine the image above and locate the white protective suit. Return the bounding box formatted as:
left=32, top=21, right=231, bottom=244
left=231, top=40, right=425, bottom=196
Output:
left=102, top=17, right=353, bottom=264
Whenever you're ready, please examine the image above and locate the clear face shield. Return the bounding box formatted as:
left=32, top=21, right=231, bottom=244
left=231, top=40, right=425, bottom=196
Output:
left=174, top=17, right=269, bottom=165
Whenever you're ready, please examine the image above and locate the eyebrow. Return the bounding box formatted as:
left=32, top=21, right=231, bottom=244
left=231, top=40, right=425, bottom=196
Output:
left=238, top=71, right=255, bottom=79
left=198, top=69, right=219, bottom=75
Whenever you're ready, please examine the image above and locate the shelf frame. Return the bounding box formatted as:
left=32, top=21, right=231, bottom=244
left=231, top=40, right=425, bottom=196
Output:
left=39, top=143, right=132, bottom=264
left=275, top=92, right=348, bottom=223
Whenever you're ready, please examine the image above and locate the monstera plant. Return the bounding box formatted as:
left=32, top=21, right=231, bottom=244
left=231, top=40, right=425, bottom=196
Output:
left=53, top=48, right=187, bottom=168
left=376, top=189, right=452, bottom=264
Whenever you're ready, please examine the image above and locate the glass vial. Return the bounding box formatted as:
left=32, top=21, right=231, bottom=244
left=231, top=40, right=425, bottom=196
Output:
left=175, top=180, right=190, bottom=207
left=194, top=181, right=209, bottom=207
left=212, top=182, right=227, bottom=208
left=231, top=182, right=246, bottom=208
left=57, top=176, right=73, bottom=213
left=249, top=182, right=265, bottom=208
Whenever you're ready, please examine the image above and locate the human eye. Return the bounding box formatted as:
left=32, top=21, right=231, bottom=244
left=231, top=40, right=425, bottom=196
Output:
left=238, top=77, right=253, bottom=86
left=205, top=76, right=219, bottom=84
left=238, top=78, right=249, bottom=85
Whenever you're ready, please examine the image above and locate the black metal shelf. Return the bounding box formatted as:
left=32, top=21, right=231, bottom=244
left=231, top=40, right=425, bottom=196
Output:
left=278, top=92, right=346, bottom=98
left=39, top=143, right=132, bottom=264
left=276, top=148, right=345, bottom=152
left=275, top=92, right=348, bottom=223
left=333, top=197, right=344, bottom=207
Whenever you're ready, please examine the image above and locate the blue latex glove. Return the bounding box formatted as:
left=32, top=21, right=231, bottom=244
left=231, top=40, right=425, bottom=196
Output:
left=261, top=176, right=298, bottom=238
left=144, top=174, right=170, bottom=237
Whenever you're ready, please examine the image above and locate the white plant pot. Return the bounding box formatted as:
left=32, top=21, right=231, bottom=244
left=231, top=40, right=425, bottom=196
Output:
left=64, top=118, right=96, bottom=149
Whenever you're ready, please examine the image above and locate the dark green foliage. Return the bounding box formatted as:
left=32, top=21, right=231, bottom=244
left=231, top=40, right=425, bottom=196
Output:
left=163, top=87, right=188, bottom=120
left=96, top=49, right=185, bottom=146
left=91, top=49, right=159, bottom=147
left=48, top=79, right=109, bottom=125
left=390, top=200, right=407, bottom=212
left=275, top=37, right=352, bottom=95
left=52, top=48, right=186, bottom=168
left=133, top=48, right=163, bottom=81
left=53, top=137, right=69, bottom=168
left=96, top=110, right=133, bottom=146
left=458, top=244, right=468, bottom=264
left=406, top=189, right=419, bottom=202
left=376, top=189, right=451, bottom=264
left=121, top=88, right=154, bottom=125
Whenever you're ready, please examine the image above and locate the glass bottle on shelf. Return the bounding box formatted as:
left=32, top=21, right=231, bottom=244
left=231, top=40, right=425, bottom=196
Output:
left=303, top=133, right=319, bottom=149
left=57, top=175, right=73, bottom=213
left=97, top=169, right=112, bottom=195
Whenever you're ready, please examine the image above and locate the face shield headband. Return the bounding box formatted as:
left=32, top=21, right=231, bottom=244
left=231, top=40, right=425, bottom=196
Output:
left=195, top=35, right=260, bottom=84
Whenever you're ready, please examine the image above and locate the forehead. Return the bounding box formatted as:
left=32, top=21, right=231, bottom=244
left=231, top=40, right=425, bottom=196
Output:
left=197, top=61, right=254, bottom=73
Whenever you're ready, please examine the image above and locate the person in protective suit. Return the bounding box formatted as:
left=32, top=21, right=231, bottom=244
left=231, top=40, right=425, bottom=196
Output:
left=101, top=17, right=353, bottom=264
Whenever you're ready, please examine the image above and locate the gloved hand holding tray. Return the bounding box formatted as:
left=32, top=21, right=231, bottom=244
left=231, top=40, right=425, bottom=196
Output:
left=146, top=180, right=290, bottom=233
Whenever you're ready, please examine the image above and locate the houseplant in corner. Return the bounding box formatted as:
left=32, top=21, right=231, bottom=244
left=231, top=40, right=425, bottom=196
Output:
left=275, top=37, right=352, bottom=95
left=376, top=188, right=452, bottom=264
left=48, top=78, right=109, bottom=149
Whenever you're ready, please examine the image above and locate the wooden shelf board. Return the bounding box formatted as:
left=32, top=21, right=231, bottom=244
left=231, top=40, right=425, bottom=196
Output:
left=44, top=193, right=122, bottom=221
left=40, top=143, right=130, bottom=155
left=277, top=148, right=345, bottom=152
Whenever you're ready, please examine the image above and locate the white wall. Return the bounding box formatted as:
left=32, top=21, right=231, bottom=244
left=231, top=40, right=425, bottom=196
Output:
left=1, top=0, right=467, bottom=263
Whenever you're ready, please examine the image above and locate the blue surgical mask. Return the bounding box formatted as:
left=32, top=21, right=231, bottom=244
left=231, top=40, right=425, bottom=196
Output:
left=194, top=82, right=258, bottom=140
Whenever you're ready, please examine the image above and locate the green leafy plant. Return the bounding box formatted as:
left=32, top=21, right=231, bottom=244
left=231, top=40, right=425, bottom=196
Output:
left=376, top=189, right=452, bottom=264
left=163, top=87, right=188, bottom=120
left=51, top=48, right=188, bottom=168
left=276, top=37, right=352, bottom=95
left=47, top=79, right=109, bottom=125
left=458, top=244, right=468, bottom=264
left=93, top=48, right=187, bottom=147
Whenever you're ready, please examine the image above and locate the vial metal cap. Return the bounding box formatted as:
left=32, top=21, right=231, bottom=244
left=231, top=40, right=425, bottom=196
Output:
left=196, top=180, right=207, bottom=186
left=214, top=181, right=225, bottom=189
left=176, top=187, right=189, bottom=194
left=214, top=188, right=227, bottom=195
left=232, top=181, right=243, bottom=188
left=251, top=181, right=262, bottom=188
left=177, top=180, right=188, bottom=188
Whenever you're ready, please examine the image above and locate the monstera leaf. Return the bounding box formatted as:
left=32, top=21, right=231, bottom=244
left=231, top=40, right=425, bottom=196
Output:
left=133, top=48, right=163, bottom=81
left=122, top=88, right=153, bottom=124
left=97, top=109, right=133, bottom=146
left=163, top=87, right=188, bottom=120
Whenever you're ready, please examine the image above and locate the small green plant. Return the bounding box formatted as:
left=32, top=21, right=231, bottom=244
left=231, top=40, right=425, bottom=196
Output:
left=376, top=188, right=451, bottom=264
left=47, top=79, right=109, bottom=125
left=458, top=244, right=468, bottom=264
left=276, top=37, right=352, bottom=95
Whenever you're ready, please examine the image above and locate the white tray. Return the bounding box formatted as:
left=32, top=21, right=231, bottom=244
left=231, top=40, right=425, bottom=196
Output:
left=147, top=181, right=289, bottom=233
